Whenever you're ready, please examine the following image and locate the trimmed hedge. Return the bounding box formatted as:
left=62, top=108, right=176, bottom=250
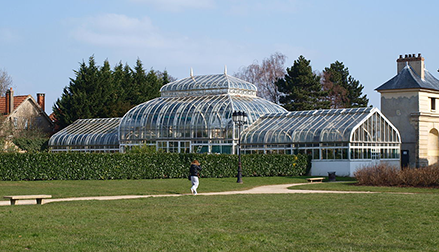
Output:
left=0, top=153, right=309, bottom=181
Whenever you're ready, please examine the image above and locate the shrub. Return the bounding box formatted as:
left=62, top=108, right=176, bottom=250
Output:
left=0, top=153, right=309, bottom=181
left=12, top=138, right=49, bottom=153
left=354, top=163, right=439, bottom=187
left=398, top=165, right=439, bottom=187
left=126, top=144, right=159, bottom=154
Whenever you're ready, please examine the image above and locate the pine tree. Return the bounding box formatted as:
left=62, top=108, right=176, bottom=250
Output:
left=146, top=69, right=163, bottom=100
left=54, top=56, right=100, bottom=128
left=53, top=56, right=172, bottom=130
left=323, top=61, right=368, bottom=108
left=130, top=59, right=148, bottom=105
left=276, top=55, right=330, bottom=111
left=106, top=62, right=132, bottom=117
left=96, top=60, right=113, bottom=118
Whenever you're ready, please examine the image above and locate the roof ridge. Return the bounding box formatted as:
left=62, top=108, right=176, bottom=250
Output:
left=376, top=64, right=439, bottom=91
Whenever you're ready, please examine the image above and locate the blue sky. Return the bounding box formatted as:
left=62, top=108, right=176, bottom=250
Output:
left=1, top=0, right=438, bottom=114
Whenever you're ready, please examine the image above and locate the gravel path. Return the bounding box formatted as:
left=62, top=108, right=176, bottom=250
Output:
left=0, top=183, right=375, bottom=206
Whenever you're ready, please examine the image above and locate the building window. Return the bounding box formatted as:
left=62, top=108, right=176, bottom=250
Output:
left=432, top=98, right=436, bottom=111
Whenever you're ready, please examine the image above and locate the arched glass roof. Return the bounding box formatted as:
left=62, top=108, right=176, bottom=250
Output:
left=49, top=118, right=120, bottom=152
left=119, top=94, right=286, bottom=146
left=119, top=72, right=286, bottom=149
left=241, top=107, right=401, bottom=144
left=160, top=73, right=257, bottom=97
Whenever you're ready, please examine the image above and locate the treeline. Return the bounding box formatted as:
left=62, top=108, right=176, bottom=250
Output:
left=53, top=56, right=175, bottom=129
left=0, top=153, right=309, bottom=181
left=53, top=53, right=369, bottom=130
left=235, top=53, right=369, bottom=111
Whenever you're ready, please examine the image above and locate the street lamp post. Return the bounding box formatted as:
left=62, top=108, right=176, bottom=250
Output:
left=232, top=111, right=248, bottom=184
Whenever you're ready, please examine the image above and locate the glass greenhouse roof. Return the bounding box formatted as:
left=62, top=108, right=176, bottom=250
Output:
left=241, top=107, right=401, bottom=144
left=49, top=118, right=121, bottom=151
left=160, top=73, right=257, bottom=97
left=119, top=94, right=287, bottom=145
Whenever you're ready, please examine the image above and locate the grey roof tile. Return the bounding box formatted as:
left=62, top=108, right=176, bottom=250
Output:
left=376, top=65, right=439, bottom=91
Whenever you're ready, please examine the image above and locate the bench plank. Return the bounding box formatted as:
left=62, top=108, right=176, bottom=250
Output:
left=306, top=177, right=324, bottom=183
left=3, top=195, right=52, bottom=205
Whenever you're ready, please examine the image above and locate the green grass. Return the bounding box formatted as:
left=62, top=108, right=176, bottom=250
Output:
left=0, top=176, right=306, bottom=200
left=1, top=177, right=439, bottom=251
left=291, top=180, right=439, bottom=194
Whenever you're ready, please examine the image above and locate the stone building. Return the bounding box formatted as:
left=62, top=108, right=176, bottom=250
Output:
left=376, top=53, right=439, bottom=167
left=0, top=88, right=53, bottom=135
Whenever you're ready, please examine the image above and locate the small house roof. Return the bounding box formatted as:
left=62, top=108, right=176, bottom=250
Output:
left=0, top=95, right=30, bottom=114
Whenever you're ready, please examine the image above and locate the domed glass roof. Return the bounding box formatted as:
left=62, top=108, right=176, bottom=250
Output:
left=119, top=72, right=286, bottom=153
left=160, top=73, right=257, bottom=97
left=119, top=94, right=286, bottom=150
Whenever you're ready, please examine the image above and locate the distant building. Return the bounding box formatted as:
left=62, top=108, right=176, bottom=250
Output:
left=376, top=53, right=439, bottom=167
left=0, top=88, right=53, bottom=135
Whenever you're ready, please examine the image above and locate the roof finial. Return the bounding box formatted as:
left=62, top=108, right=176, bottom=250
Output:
left=224, top=65, right=227, bottom=75
left=190, top=67, right=193, bottom=77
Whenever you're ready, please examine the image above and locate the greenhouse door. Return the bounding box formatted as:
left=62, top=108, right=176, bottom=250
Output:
left=371, top=148, right=380, bottom=165
left=401, top=150, right=409, bottom=168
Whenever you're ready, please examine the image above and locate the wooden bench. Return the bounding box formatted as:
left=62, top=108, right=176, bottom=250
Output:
left=306, top=177, right=325, bottom=183
left=3, top=195, right=52, bottom=205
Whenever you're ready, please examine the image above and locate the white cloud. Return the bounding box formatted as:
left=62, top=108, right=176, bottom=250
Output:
left=128, top=0, right=216, bottom=12
left=228, top=0, right=298, bottom=16
left=67, top=13, right=280, bottom=80
left=70, top=14, right=169, bottom=48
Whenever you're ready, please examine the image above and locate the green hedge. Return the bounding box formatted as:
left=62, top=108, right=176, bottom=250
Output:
left=0, top=153, right=309, bottom=181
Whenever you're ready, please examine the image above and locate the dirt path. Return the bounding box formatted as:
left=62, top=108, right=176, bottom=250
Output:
left=0, top=183, right=376, bottom=206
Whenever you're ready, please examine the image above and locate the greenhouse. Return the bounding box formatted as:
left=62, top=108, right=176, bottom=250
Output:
left=240, top=107, right=401, bottom=176
left=49, top=118, right=121, bottom=152
left=118, top=71, right=287, bottom=153
left=47, top=70, right=402, bottom=176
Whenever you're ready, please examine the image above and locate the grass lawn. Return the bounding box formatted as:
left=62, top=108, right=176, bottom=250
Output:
left=0, top=176, right=305, bottom=200
left=290, top=180, right=439, bottom=194
left=1, top=177, right=439, bottom=251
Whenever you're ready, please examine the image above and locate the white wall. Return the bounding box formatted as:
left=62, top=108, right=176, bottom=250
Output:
left=311, top=160, right=400, bottom=177
left=311, top=160, right=351, bottom=177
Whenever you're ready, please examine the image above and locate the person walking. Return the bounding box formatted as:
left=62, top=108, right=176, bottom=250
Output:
left=189, top=160, right=202, bottom=195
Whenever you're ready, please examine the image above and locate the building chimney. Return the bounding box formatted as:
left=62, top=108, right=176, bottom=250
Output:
left=397, top=53, right=425, bottom=80
left=37, top=93, right=45, bottom=112
left=5, top=87, right=14, bottom=114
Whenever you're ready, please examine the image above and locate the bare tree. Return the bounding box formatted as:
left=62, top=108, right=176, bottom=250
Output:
left=235, top=52, right=287, bottom=103
left=0, top=69, right=13, bottom=96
